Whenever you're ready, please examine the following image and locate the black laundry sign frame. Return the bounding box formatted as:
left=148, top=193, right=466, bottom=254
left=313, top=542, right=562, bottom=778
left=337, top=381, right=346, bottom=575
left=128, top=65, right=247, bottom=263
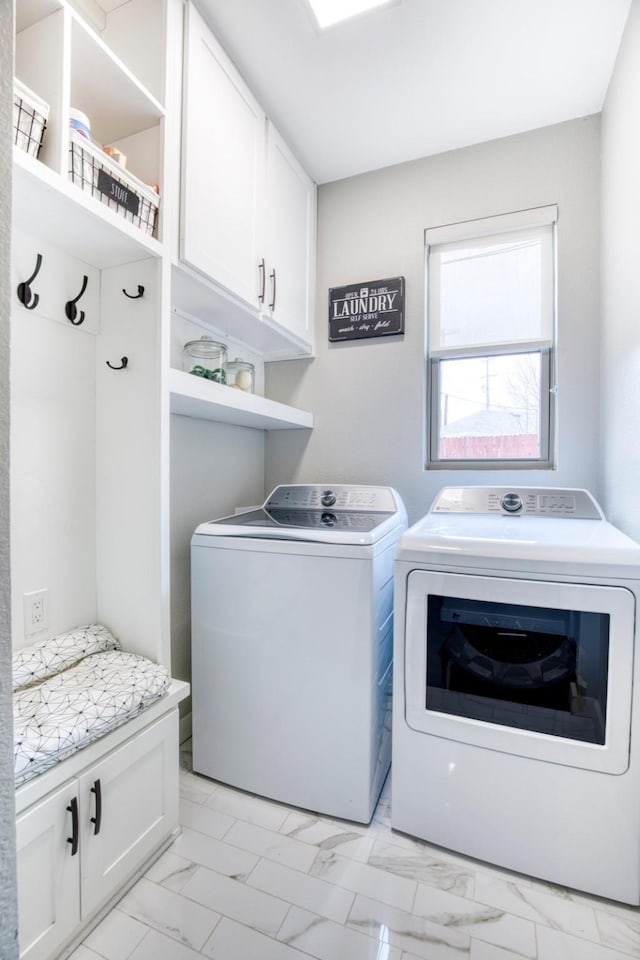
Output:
left=328, top=276, right=405, bottom=342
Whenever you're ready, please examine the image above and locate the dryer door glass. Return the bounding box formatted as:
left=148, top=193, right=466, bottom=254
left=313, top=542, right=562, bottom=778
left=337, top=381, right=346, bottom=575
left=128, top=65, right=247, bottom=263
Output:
left=403, top=571, right=635, bottom=774
left=425, top=595, right=609, bottom=744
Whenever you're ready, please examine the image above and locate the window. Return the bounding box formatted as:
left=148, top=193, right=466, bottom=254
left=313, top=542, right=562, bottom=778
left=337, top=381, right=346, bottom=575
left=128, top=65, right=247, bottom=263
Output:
left=426, top=206, right=557, bottom=469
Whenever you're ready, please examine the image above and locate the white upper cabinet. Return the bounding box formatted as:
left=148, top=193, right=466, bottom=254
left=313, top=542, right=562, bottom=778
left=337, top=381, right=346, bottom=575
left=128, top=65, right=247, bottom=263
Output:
left=179, top=1, right=316, bottom=359
left=263, top=122, right=316, bottom=349
left=181, top=2, right=266, bottom=309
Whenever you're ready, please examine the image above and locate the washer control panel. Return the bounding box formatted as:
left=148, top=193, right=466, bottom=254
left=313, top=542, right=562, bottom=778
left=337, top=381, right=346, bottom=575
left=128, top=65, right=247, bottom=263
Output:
left=431, top=487, right=603, bottom=519
left=265, top=484, right=399, bottom=513
left=501, top=492, right=523, bottom=513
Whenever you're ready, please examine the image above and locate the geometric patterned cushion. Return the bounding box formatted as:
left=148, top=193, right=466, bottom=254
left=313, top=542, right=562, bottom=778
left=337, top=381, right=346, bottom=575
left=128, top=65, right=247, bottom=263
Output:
left=14, top=650, right=170, bottom=785
left=13, top=624, right=120, bottom=692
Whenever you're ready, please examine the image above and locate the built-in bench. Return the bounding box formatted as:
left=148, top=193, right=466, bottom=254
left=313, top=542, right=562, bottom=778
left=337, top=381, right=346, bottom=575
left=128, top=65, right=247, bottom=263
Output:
left=14, top=625, right=189, bottom=960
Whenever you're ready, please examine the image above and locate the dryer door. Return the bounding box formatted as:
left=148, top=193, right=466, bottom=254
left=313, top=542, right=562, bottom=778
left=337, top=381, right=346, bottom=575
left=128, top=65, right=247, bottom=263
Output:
left=404, top=571, right=634, bottom=774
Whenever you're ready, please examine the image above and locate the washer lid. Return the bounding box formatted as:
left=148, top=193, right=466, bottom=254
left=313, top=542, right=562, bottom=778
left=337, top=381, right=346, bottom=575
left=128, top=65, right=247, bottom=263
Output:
left=193, top=484, right=407, bottom=545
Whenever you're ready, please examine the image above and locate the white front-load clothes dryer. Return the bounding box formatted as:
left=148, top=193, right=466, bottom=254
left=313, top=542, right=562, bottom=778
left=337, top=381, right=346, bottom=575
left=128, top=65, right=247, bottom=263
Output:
left=392, top=486, right=640, bottom=904
left=191, top=484, right=407, bottom=823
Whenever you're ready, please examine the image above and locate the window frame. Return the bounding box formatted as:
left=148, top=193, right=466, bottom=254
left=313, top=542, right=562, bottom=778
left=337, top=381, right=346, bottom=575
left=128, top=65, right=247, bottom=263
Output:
left=425, top=205, right=557, bottom=471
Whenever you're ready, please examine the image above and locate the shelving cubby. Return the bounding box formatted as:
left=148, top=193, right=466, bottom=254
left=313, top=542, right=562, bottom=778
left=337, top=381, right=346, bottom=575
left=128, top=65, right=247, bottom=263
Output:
left=14, top=0, right=166, bottom=256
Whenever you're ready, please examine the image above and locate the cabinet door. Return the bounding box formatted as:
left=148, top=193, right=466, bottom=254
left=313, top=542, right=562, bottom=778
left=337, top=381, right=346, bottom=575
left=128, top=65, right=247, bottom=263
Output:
left=80, top=712, right=179, bottom=918
left=264, top=123, right=316, bottom=350
left=181, top=1, right=265, bottom=309
left=17, top=783, right=80, bottom=960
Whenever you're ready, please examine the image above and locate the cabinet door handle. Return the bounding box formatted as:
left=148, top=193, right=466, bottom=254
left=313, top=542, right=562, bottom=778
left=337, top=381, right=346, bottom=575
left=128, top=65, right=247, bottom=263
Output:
left=66, top=796, right=79, bottom=856
left=269, top=268, right=277, bottom=311
left=258, top=258, right=266, bottom=303
left=90, top=779, right=102, bottom=835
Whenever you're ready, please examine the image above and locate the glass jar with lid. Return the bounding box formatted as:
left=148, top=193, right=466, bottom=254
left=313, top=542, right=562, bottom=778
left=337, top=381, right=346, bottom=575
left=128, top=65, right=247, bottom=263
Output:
left=182, top=336, right=227, bottom=382
left=225, top=358, right=255, bottom=393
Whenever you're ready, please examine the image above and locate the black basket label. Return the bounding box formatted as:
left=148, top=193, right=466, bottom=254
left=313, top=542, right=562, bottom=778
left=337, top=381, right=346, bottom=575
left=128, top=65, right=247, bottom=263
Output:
left=97, top=168, right=140, bottom=217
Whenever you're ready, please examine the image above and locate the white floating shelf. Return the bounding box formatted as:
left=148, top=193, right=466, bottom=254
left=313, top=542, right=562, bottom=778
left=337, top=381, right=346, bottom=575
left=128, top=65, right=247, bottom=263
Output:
left=168, top=368, right=313, bottom=431
left=13, top=148, right=162, bottom=269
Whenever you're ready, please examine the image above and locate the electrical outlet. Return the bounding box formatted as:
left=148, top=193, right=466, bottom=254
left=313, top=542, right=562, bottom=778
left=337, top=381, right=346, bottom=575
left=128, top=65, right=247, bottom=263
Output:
left=23, top=589, right=49, bottom=638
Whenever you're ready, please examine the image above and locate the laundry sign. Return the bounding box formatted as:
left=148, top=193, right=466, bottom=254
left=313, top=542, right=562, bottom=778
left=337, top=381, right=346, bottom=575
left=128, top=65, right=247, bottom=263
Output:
left=328, top=276, right=405, bottom=342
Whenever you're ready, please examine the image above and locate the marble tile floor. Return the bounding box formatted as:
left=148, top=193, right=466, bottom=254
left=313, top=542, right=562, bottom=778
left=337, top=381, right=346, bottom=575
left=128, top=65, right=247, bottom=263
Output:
left=70, top=742, right=640, bottom=960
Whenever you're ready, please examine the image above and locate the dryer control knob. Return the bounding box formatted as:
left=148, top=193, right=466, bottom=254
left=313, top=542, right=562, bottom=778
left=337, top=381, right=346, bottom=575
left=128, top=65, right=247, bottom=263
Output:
left=501, top=492, right=523, bottom=513
left=321, top=490, right=337, bottom=506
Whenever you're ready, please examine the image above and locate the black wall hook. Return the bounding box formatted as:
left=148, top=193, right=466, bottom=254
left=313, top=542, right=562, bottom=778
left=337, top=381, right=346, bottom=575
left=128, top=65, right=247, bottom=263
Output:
left=122, top=285, right=144, bottom=299
left=66, top=275, right=89, bottom=326
left=106, top=356, right=128, bottom=370
left=17, top=253, right=43, bottom=310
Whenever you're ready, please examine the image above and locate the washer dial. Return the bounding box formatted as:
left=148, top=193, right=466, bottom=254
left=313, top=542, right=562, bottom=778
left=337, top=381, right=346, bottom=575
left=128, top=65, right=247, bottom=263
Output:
left=501, top=492, right=523, bottom=513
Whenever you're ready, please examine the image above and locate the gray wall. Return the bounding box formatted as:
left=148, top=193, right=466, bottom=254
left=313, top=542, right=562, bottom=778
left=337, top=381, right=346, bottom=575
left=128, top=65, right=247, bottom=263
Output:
left=1, top=0, right=18, bottom=955
left=170, top=415, right=265, bottom=724
left=266, top=116, right=602, bottom=524
left=601, top=0, right=640, bottom=538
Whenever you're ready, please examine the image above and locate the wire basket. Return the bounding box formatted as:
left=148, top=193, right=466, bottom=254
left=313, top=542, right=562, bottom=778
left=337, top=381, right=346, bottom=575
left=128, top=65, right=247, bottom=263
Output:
left=14, top=79, right=49, bottom=159
left=68, top=131, right=160, bottom=237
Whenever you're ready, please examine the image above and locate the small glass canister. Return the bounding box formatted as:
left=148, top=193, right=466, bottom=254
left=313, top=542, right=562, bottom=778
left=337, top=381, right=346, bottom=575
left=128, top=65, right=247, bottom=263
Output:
left=183, top=336, right=227, bottom=383
left=225, top=358, right=255, bottom=393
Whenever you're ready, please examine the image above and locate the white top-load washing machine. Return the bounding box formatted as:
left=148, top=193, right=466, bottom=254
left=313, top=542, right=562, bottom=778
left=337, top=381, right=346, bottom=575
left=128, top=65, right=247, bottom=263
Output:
left=392, top=486, right=640, bottom=904
left=191, top=483, right=407, bottom=823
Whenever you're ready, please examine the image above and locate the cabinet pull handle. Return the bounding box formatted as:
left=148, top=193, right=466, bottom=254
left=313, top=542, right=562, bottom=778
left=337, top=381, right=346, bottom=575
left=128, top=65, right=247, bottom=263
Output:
left=258, top=258, right=266, bottom=303
left=90, top=779, right=102, bottom=835
left=67, top=797, right=79, bottom=856
left=269, top=268, right=277, bottom=311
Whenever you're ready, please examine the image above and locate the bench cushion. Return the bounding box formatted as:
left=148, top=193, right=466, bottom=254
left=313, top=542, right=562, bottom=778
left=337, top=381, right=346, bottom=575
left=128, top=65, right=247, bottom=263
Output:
left=13, top=624, right=119, bottom=692
left=15, top=649, right=170, bottom=785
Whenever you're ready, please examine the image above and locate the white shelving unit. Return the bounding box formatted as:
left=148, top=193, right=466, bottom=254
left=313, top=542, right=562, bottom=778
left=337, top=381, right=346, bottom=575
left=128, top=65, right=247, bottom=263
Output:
left=11, top=0, right=318, bottom=948
left=169, top=368, right=313, bottom=430
left=11, top=3, right=185, bottom=957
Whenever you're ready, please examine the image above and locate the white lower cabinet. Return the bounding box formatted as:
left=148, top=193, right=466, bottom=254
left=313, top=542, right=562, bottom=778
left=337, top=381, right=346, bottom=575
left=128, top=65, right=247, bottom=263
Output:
left=16, top=712, right=179, bottom=960
left=17, top=783, right=81, bottom=960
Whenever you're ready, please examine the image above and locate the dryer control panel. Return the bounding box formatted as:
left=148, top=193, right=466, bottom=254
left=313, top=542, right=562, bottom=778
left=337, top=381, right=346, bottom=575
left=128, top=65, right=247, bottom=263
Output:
left=431, top=487, right=603, bottom=519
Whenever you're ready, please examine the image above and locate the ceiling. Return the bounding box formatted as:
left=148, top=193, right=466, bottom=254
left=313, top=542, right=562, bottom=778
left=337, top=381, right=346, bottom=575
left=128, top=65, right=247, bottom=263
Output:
left=196, top=0, right=631, bottom=184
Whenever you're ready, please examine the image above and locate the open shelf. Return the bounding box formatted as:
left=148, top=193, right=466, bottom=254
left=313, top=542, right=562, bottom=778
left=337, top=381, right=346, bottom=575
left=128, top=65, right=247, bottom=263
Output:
left=13, top=148, right=162, bottom=269
left=70, top=13, right=165, bottom=144
left=168, top=368, right=313, bottom=430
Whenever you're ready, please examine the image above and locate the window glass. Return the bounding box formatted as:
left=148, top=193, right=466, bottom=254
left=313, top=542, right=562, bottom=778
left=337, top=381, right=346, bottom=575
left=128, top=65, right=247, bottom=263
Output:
left=437, top=352, right=542, bottom=461
left=426, top=207, right=556, bottom=468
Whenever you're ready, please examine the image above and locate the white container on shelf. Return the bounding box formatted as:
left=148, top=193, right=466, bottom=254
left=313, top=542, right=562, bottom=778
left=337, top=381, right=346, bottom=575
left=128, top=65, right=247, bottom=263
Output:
left=13, top=78, right=49, bottom=159
left=69, top=107, right=91, bottom=140
left=225, top=358, right=255, bottom=393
